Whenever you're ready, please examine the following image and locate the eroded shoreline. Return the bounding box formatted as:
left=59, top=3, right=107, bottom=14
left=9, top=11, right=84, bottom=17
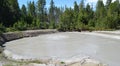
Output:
left=2, top=49, right=107, bottom=66
left=1, top=30, right=120, bottom=66
left=0, top=29, right=57, bottom=46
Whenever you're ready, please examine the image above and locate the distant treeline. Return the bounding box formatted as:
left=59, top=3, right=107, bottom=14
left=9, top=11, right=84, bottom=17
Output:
left=0, top=0, right=120, bottom=33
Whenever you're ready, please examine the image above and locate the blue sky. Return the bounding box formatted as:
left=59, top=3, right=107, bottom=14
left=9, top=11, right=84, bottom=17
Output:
left=18, top=0, right=116, bottom=8
left=18, top=0, right=81, bottom=8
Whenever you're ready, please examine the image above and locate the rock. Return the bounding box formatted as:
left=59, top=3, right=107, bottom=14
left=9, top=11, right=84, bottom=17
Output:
left=81, top=59, right=105, bottom=66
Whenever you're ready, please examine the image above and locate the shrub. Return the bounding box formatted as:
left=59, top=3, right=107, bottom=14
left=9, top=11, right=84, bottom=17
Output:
left=13, top=20, right=28, bottom=31
left=0, top=23, right=6, bottom=33
left=6, top=27, right=17, bottom=32
left=30, top=19, right=41, bottom=29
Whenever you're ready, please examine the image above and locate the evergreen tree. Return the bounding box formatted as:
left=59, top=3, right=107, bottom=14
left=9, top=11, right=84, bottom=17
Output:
left=21, top=5, right=27, bottom=17
left=0, top=0, right=20, bottom=27
left=54, top=7, right=62, bottom=23
left=73, top=1, right=79, bottom=29
left=106, top=0, right=112, bottom=9
left=20, top=4, right=27, bottom=23
left=96, top=0, right=105, bottom=18
left=85, top=4, right=94, bottom=27
left=49, top=0, right=55, bottom=28
left=59, top=8, right=74, bottom=31
left=37, top=0, right=46, bottom=22
left=27, top=1, right=36, bottom=24
left=74, top=1, right=79, bottom=13
left=0, top=0, right=10, bottom=26
left=28, top=1, right=36, bottom=17
left=49, top=0, right=55, bottom=22
left=105, top=0, right=120, bottom=29
left=36, top=0, right=48, bottom=29
left=95, top=0, right=106, bottom=29
left=1, top=0, right=120, bottom=31
left=77, top=0, right=86, bottom=30
left=8, top=0, right=20, bottom=26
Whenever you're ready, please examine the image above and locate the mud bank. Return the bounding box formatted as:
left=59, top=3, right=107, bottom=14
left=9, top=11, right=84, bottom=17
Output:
left=3, top=49, right=107, bottom=66
left=0, top=29, right=57, bottom=46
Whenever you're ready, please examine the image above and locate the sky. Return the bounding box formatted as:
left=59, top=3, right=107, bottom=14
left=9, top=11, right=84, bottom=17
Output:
left=18, top=0, right=116, bottom=9
left=18, top=0, right=81, bottom=8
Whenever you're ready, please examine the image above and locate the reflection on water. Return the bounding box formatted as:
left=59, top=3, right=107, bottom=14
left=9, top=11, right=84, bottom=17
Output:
left=4, top=32, right=120, bottom=66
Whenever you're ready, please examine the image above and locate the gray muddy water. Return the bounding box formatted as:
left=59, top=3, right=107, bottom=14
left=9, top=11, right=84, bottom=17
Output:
left=4, top=32, right=120, bottom=66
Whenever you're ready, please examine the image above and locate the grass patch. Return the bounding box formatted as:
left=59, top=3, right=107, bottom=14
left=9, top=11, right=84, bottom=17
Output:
left=61, top=61, right=65, bottom=64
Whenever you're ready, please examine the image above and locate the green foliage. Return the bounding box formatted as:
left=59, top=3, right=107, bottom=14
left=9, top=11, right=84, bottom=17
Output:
left=49, top=21, right=55, bottom=29
left=106, top=0, right=112, bottom=9
left=30, top=19, right=41, bottom=29
left=8, top=0, right=20, bottom=26
left=0, top=0, right=120, bottom=32
left=37, top=0, right=46, bottom=22
left=59, top=0, right=120, bottom=31
left=21, top=4, right=27, bottom=20
left=61, top=61, right=65, bottom=64
left=6, top=27, right=17, bottom=32
left=0, top=0, right=8, bottom=26
left=41, top=22, right=48, bottom=29
left=0, top=23, right=6, bottom=33
left=49, top=0, right=55, bottom=22
left=28, top=1, right=36, bottom=17
left=13, top=20, right=28, bottom=31
left=88, top=19, right=95, bottom=27
left=73, top=1, right=79, bottom=30
left=59, top=8, right=74, bottom=31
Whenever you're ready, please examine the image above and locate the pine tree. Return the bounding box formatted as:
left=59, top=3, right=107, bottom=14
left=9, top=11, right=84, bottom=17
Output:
left=49, top=0, right=55, bottom=22
left=37, top=0, right=46, bottom=22
left=0, top=0, right=20, bottom=27
left=49, top=0, right=55, bottom=28
left=73, top=1, right=79, bottom=30
left=74, top=1, right=79, bottom=14
left=77, top=0, right=86, bottom=30
left=54, top=7, right=62, bottom=23
left=106, top=0, right=112, bottom=9
left=105, top=0, right=120, bottom=29
left=59, top=8, right=74, bottom=31
left=96, top=0, right=105, bottom=18
left=95, top=0, right=107, bottom=29
left=28, top=1, right=36, bottom=17
left=21, top=5, right=27, bottom=19
left=0, top=0, right=10, bottom=26
left=8, top=0, right=20, bottom=25
left=85, top=4, right=94, bottom=27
